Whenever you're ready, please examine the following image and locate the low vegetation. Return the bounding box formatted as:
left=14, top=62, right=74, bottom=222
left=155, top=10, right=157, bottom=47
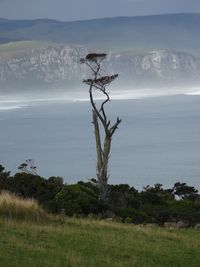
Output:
left=0, top=164, right=200, bottom=226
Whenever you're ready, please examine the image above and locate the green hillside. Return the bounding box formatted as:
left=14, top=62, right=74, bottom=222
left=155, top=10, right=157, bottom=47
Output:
left=0, top=40, right=150, bottom=61
left=0, top=40, right=60, bottom=60
left=0, top=217, right=200, bottom=267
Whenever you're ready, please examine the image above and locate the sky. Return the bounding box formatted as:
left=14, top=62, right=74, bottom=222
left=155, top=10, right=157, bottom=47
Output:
left=0, top=0, right=199, bottom=21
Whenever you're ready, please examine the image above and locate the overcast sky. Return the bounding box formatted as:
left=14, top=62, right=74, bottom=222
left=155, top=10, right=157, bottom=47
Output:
left=0, top=0, right=199, bottom=21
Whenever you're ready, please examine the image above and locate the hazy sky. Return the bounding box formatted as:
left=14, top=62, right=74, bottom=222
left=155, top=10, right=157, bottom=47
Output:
left=0, top=0, right=199, bottom=21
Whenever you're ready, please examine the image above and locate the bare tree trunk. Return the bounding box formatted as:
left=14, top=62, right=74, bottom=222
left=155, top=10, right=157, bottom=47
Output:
left=100, top=135, right=111, bottom=201
left=92, top=109, right=103, bottom=179
left=81, top=53, right=121, bottom=202
left=93, top=109, right=112, bottom=201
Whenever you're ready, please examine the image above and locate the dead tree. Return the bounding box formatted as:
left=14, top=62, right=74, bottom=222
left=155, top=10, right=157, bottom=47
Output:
left=18, top=159, right=37, bottom=175
left=80, top=53, right=121, bottom=202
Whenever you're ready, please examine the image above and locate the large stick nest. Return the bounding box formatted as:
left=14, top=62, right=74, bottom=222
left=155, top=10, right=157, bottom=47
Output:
left=83, top=74, right=118, bottom=87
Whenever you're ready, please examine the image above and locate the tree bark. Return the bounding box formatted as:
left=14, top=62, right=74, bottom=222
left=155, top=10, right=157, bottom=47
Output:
left=92, top=109, right=103, bottom=178
left=92, top=109, right=112, bottom=202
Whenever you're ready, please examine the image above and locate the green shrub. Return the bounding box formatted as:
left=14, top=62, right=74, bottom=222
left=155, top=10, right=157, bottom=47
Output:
left=168, top=200, right=200, bottom=225
left=124, top=217, right=133, bottom=224
left=116, top=207, right=150, bottom=223
left=55, top=184, right=101, bottom=216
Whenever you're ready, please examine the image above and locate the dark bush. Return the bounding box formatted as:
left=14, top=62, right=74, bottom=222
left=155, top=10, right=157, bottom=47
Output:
left=116, top=207, right=150, bottom=223
left=108, top=184, right=139, bottom=210
left=168, top=200, right=200, bottom=225
left=55, top=183, right=101, bottom=216
left=0, top=164, right=10, bottom=191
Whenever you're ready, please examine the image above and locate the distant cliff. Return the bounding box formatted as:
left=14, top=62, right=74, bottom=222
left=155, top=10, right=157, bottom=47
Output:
left=0, top=43, right=200, bottom=91
left=0, top=44, right=88, bottom=91
left=1, top=13, right=200, bottom=92
left=112, top=49, right=200, bottom=87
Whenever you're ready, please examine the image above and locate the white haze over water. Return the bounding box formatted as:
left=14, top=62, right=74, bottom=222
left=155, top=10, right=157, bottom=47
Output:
left=1, top=86, right=200, bottom=111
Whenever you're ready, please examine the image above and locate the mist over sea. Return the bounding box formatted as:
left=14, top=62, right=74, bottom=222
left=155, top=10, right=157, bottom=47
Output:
left=0, top=87, right=200, bottom=190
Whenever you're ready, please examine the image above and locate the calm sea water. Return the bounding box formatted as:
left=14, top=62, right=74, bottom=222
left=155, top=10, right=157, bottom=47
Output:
left=0, top=94, right=200, bottom=190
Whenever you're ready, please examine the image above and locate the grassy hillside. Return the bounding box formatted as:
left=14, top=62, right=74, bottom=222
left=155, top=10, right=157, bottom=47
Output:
left=0, top=191, right=200, bottom=266
left=0, top=40, right=60, bottom=60
left=0, top=40, right=150, bottom=62
left=0, top=217, right=200, bottom=267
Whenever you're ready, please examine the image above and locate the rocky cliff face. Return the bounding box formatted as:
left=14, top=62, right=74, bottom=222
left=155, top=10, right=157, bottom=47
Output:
left=0, top=45, right=200, bottom=91
left=111, top=49, right=200, bottom=86
left=0, top=46, right=87, bottom=87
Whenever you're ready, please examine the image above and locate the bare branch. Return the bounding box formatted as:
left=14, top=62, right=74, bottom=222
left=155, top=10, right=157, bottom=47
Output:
left=88, top=83, right=107, bottom=129
left=109, top=117, right=122, bottom=137
left=99, top=87, right=110, bottom=127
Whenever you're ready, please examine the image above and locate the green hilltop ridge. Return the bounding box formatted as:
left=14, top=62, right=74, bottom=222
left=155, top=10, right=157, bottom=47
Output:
left=0, top=40, right=60, bottom=60
left=0, top=13, right=200, bottom=53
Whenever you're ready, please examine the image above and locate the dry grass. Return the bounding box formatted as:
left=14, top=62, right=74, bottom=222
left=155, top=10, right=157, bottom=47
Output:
left=0, top=191, right=45, bottom=221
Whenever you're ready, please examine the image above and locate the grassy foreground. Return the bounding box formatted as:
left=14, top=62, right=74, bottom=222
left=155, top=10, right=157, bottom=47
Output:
left=0, top=192, right=199, bottom=267
left=0, top=217, right=200, bottom=267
